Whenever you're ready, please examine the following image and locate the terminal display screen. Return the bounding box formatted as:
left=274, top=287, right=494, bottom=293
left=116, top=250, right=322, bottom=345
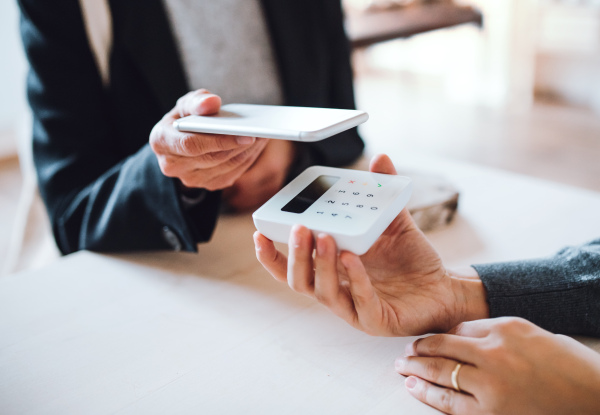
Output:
left=281, top=175, right=339, bottom=214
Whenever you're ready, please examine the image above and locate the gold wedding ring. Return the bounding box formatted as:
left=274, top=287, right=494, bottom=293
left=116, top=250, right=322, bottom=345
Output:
left=451, top=362, right=463, bottom=392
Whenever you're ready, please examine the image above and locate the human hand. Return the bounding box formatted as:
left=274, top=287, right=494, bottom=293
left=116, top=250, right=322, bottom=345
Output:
left=396, top=317, right=600, bottom=415
left=223, top=139, right=296, bottom=211
left=149, top=89, right=268, bottom=190
left=254, top=154, right=489, bottom=336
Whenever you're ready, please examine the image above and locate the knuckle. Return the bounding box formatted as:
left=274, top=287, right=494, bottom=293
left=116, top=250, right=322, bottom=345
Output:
left=314, top=291, right=333, bottom=307
left=424, top=359, right=443, bottom=381
left=158, top=157, right=175, bottom=177
left=438, top=388, right=455, bottom=413
left=415, top=378, right=429, bottom=400
left=204, top=149, right=235, bottom=166
left=222, top=177, right=237, bottom=189
left=180, top=135, right=203, bottom=155
left=422, top=334, right=444, bottom=355
left=228, top=148, right=253, bottom=166
left=494, top=317, right=531, bottom=336
left=149, top=125, right=165, bottom=152
left=179, top=177, right=194, bottom=188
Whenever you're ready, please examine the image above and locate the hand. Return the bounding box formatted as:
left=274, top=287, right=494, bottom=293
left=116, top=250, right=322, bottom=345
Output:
left=149, top=89, right=268, bottom=190
left=254, top=154, right=489, bottom=336
left=396, top=317, right=600, bottom=415
left=223, top=139, right=296, bottom=211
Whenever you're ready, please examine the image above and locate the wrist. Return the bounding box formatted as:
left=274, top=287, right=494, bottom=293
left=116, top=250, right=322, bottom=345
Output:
left=449, top=267, right=490, bottom=326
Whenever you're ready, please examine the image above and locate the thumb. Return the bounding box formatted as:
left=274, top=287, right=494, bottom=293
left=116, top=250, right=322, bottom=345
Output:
left=176, top=89, right=222, bottom=118
left=369, top=154, right=397, bottom=175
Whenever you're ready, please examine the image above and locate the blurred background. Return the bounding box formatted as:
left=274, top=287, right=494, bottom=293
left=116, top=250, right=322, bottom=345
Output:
left=1, top=0, right=600, bottom=270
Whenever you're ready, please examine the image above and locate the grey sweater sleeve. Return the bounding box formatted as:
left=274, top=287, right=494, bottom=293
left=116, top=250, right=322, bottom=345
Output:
left=472, top=238, right=600, bottom=337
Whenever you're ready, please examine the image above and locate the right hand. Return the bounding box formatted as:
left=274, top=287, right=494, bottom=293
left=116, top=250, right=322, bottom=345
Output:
left=254, top=154, right=490, bottom=336
left=149, top=89, right=268, bottom=190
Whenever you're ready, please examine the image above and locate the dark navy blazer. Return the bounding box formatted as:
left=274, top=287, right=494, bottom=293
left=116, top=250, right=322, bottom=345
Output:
left=18, top=0, right=364, bottom=254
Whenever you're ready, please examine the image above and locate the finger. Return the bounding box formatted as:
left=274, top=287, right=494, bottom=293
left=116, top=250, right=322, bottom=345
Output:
left=183, top=139, right=267, bottom=190
left=369, top=153, right=397, bottom=175
left=448, top=319, right=495, bottom=338
left=406, top=334, right=482, bottom=367
left=254, top=231, right=288, bottom=282
left=287, top=225, right=316, bottom=295
left=156, top=145, right=246, bottom=178
left=176, top=89, right=222, bottom=117
left=151, top=123, right=254, bottom=157
left=405, top=376, right=478, bottom=415
left=339, top=252, right=378, bottom=310
left=395, top=356, right=478, bottom=394
left=313, top=234, right=356, bottom=320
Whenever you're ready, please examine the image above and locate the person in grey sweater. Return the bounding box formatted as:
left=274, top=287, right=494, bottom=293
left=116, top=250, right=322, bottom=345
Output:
left=254, top=154, right=600, bottom=415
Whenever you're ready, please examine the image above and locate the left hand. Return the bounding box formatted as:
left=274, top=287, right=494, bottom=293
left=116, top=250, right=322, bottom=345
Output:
left=223, top=139, right=296, bottom=211
left=396, top=317, right=600, bottom=415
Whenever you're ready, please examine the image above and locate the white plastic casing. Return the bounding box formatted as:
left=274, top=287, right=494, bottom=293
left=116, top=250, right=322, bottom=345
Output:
left=173, top=104, right=369, bottom=142
left=252, top=166, right=412, bottom=255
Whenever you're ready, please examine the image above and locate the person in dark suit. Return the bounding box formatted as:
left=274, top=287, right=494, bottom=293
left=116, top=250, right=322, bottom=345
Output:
left=18, top=0, right=364, bottom=254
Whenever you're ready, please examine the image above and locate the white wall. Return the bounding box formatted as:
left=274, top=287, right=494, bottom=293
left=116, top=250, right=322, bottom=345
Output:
left=357, top=0, right=541, bottom=111
left=0, top=0, right=28, bottom=158
left=535, top=3, right=600, bottom=113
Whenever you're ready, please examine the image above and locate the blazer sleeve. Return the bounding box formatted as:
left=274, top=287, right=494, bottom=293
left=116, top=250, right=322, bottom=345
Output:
left=18, top=0, right=219, bottom=254
left=473, top=238, right=600, bottom=336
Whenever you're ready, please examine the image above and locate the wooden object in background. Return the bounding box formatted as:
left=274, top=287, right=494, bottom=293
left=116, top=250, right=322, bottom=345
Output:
left=346, top=3, right=483, bottom=48
left=405, top=171, right=459, bottom=232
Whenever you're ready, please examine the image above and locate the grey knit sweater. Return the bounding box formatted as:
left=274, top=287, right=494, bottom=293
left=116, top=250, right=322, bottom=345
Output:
left=162, top=0, right=283, bottom=106
left=473, top=238, right=600, bottom=337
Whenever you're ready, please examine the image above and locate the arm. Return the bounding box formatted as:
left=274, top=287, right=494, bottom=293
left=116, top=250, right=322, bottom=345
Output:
left=254, top=154, right=489, bottom=336
left=19, top=0, right=197, bottom=253
left=19, top=1, right=261, bottom=253
left=254, top=153, right=600, bottom=338
left=474, top=239, right=600, bottom=336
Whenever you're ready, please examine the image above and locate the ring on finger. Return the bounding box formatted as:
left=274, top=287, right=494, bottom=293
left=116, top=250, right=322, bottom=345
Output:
left=451, top=362, right=463, bottom=393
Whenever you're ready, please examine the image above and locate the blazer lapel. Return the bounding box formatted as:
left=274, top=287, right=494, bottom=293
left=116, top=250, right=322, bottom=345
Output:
left=109, top=0, right=188, bottom=113
left=260, top=0, right=327, bottom=107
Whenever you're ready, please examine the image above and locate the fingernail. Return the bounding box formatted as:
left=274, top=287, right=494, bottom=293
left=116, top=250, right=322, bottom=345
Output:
left=394, top=357, right=405, bottom=372
left=316, top=234, right=327, bottom=256
left=405, top=342, right=415, bottom=356
left=236, top=136, right=255, bottom=145
left=405, top=376, right=418, bottom=390
left=291, top=225, right=303, bottom=248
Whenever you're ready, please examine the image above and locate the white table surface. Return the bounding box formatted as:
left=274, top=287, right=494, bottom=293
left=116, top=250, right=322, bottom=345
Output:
left=1, top=154, right=599, bottom=415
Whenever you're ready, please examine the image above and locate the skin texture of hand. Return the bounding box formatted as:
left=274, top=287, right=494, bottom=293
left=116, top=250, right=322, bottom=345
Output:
left=223, top=139, right=296, bottom=212
left=396, top=317, right=600, bottom=415
left=254, top=154, right=489, bottom=336
left=149, top=89, right=268, bottom=190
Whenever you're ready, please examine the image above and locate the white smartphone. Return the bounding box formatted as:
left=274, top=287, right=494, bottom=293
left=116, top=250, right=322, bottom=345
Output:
left=172, top=103, right=369, bottom=142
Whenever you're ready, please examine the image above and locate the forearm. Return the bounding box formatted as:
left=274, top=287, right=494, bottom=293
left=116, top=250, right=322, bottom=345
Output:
left=447, top=267, right=490, bottom=327
left=43, top=145, right=220, bottom=254
left=472, top=239, right=600, bottom=336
